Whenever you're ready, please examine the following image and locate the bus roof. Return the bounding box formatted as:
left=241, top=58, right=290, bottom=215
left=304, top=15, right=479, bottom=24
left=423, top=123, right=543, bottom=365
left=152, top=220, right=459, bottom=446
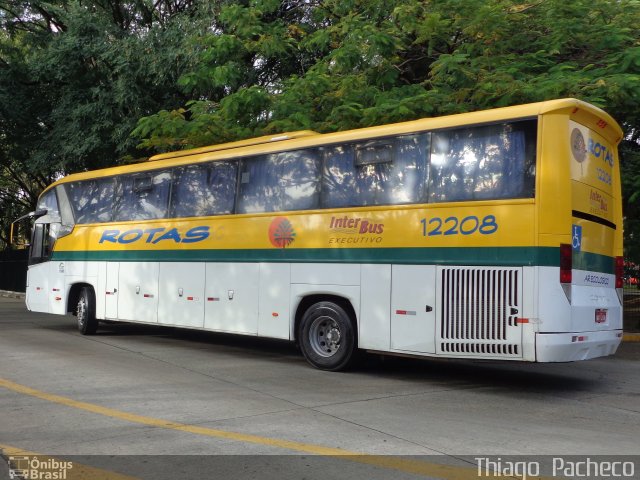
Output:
left=147, top=130, right=320, bottom=162
left=47, top=98, right=623, bottom=191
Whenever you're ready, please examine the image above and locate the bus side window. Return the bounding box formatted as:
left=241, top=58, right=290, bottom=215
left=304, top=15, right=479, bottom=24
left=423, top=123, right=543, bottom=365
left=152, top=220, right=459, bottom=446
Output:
left=321, top=134, right=429, bottom=208
left=30, top=224, right=44, bottom=263
left=428, top=121, right=536, bottom=203
left=29, top=223, right=51, bottom=265
left=171, top=162, right=238, bottom=218
left=386, top=134, right=429, bottom=204
left=278, top=150, right=321, bottom=212
left=37, top=190, right=60, bottom=218
left=66, top=178, right=115, bottom=224
left=237, top=150, right=321, bottom=213
left=113, top=171, right=171, bottom=221
left=321, top=145, right=358, bottom=208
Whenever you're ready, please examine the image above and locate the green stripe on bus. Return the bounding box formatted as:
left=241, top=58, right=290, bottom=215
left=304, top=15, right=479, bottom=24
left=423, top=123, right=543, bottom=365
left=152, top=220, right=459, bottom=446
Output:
left=573, top=250, right=615, bottom=274
left=51, top=246, right=561, bottom=267
left=52, top=247, right=617, bottom=273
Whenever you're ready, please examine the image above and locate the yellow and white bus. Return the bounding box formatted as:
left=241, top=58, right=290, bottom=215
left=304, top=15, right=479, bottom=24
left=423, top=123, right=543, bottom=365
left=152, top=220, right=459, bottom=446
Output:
left=17, top=98, right=624, bottom=370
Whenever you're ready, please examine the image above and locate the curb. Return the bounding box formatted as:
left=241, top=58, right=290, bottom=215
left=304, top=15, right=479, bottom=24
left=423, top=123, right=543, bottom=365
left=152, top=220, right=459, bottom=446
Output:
left=623, top=333, right=640, bottom=342
left=0, top=290, right=25, bottom=299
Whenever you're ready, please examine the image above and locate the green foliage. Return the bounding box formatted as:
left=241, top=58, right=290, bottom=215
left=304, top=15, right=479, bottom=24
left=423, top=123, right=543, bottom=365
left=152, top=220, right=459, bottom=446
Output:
left=132, top=0, right=640, bottom=142
left=621, top=139, right=640, bottom=262
left=0, top=0, right=217, bottom=245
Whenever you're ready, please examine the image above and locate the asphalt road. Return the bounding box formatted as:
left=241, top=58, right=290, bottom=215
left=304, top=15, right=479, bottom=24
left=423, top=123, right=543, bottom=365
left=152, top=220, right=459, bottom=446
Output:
left=1, top=296, right=639, bottom=479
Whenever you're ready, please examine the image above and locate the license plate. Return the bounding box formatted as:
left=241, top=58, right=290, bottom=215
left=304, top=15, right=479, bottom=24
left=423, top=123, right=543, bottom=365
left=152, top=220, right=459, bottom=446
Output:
left=595, top=308, right=607, bottom=324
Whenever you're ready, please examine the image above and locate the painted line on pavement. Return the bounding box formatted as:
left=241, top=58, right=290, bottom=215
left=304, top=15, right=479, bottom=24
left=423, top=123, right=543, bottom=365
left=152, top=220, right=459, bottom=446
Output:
left=0, top=377, right=486, bottom=480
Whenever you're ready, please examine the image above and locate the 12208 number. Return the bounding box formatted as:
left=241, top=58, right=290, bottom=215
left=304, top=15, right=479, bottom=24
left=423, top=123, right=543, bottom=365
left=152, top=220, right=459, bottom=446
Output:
left=420, top=215, right=498, bottom=236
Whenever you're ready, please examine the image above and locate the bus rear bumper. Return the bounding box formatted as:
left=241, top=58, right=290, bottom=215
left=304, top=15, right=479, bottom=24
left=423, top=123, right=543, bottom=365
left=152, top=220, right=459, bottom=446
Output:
left=536, top=330, right=622, bottom=362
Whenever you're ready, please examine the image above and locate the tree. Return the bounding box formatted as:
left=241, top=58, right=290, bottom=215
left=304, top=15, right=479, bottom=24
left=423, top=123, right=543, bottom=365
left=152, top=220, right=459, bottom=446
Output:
left=0, top=0, right=215, bottom=246
left=621, top=139, right=640, bottom=262
left=133, top=0, right=640, bottom=141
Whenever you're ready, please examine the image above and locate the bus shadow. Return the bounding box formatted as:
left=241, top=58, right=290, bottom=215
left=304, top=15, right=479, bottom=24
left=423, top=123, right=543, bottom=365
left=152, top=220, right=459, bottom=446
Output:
left=357, top=355, right=600, bottom=395
left=90, top=320, right=607, bottom=395
left=96, top=320, right=300, bottom=357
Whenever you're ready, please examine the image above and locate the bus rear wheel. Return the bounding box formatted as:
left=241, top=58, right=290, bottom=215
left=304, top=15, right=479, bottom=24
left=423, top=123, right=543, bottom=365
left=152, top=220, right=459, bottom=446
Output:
left=299, top=301, right=356, bottom=371
left=76, top=286, right=98, bottom=335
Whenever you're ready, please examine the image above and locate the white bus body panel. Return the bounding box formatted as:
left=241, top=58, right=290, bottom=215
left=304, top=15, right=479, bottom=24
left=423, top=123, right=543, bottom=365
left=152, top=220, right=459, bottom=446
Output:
left=358, top=264, right=391, bottom=351
left=29, top=259, right=621, bottom=364
left=390, top=265, right=436, bottom=354
left=258, top=263, right=290, bottom=339
left=104, top=262, right=119, bottom=319
left=571, top=270, right=622, bottom=330
left=26, top=263, right=49, bottom=313
left=205, top=263, right=259, bottom=334
left=48, top=262, right=66, bottom=315
left=158, top=262, right=205, bottom=328
left=291, top=263, right=360, bottom=286
left=536, top=267, right=622, bottom=361
left=118, top=262, right=159, bottom=324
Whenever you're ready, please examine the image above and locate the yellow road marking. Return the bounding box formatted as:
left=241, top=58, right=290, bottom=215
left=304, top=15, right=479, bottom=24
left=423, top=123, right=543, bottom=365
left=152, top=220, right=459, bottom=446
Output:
left=0, top=377, right=557, bottom=480
left=623, top=333, right=640, bottom=342
left=0, top=442, right=138, bottom=480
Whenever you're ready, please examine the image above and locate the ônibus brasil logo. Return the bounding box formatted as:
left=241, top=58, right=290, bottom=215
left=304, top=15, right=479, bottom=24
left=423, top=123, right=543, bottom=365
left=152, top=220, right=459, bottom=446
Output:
left=269, top=217, right=296, bottom=248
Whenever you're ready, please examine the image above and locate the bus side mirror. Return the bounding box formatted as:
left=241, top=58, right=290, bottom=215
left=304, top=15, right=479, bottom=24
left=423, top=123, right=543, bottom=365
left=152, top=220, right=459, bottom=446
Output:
left=9, top=209, right=48, bottom=247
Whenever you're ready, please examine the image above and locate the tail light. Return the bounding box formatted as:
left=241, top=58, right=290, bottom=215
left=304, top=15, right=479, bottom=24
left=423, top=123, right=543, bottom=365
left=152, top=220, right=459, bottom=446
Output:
left=615, top=256, right=624, bottom=289
left=560, top=243, right=572, bottom=284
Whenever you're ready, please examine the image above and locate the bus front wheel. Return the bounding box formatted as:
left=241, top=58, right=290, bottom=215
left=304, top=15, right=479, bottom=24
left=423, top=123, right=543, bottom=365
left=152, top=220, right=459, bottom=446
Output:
left=76, top=286, right=98, bottom=335
left=299, top=301, right=356, bottom=371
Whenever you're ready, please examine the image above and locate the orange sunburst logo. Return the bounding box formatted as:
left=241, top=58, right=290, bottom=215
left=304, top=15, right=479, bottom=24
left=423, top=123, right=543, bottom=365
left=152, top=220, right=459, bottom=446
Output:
left=268, top=217, right=296, bottom=248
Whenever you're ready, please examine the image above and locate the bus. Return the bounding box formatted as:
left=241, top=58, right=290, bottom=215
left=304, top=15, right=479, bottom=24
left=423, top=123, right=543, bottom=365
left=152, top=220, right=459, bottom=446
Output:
left=14, top=98, right=624, bottom=370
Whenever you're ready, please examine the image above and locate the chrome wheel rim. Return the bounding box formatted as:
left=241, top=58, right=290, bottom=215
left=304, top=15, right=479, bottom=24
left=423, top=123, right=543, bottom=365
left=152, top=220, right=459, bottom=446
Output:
left=308, top=315, right=341, bottom=358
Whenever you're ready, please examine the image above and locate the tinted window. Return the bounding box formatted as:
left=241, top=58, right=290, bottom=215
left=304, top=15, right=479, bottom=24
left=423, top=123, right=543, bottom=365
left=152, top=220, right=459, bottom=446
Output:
left=321, top=134, right=429, bottom=208
left=171, top=161, right=237, bottom=217
left=237, top=150, right=321, bottom=213
left=36, top=190, right=60, bottom=218
left=29, top=224, right=49, bottom=264
left=66, top=178, right=115, bottom=224
left=428, top=121, right=536, bottom=203
left=113, top=171, right=171, bottom=221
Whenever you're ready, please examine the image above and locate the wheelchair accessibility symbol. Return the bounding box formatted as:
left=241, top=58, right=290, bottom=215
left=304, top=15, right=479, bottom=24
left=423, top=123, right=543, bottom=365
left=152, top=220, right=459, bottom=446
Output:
left=572, top=225, right=582, bottom=252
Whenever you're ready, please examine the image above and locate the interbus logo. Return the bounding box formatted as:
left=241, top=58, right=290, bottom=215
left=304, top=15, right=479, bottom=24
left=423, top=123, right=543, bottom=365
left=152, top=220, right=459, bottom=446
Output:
left=328, top=216, right=384, bottom=235
left=328, top=216, right=384, bottom=245
left=589, top=189, right=608, bottom=213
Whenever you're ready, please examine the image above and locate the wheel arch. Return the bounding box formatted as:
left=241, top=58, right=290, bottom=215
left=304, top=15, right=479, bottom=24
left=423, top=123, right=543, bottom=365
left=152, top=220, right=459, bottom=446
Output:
left=293, top=294, right=358, bottom=345
left=67, top=282, right=95, bottom=315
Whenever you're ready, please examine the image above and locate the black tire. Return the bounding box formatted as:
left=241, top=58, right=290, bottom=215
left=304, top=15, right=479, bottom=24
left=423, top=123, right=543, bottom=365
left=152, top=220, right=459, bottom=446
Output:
left=299, top=301, right=356, bottom=371
left=77, top=286, right=98, bottom=335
